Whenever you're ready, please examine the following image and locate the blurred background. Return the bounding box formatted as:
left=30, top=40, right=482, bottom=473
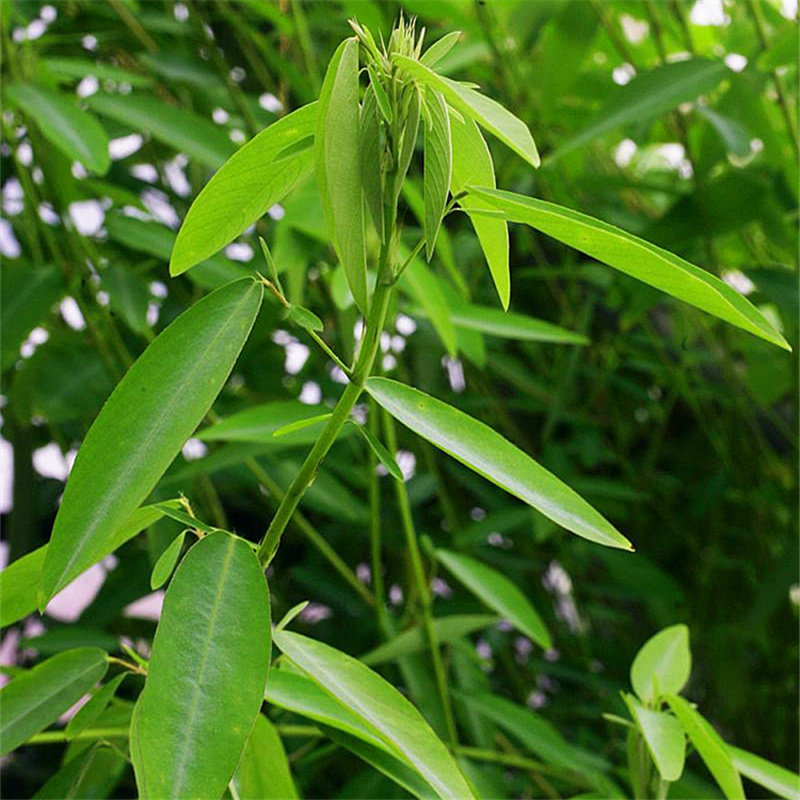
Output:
left=1, top=1, right=797, bottom=797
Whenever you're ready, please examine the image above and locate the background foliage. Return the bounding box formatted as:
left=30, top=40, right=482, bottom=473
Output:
left=1, top=1, right=797, bottom=798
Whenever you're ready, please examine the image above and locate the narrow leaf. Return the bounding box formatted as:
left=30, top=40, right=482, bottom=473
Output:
left=149, top=531, right=187, bottom=589
left=65, top=673, right=127, bottom=741
left=347, top=420, right=403, bottom=481
left=233, top=715, right=299, bottom=800
left=394, top=87, right=421, bottom=198
left=421, top=32, right=463, bottom=68
left=360, top=86, right=384, bottom=240
left=274, top=413, right=333, bottom=438
left=727, top=745, right=800, bottom=800
left=286, top=304, right=324, bottom=332
left=631, top=624, right=691, bottom=704
left=624, top=694, right=686, bottom=782
left=366, top=378, right=632, bottom=550
left=423, top=90, right=452, bottom=259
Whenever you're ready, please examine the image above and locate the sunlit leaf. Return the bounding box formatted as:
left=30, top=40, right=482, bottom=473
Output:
left=624, top=694, right=685, bottom=782
left=631, top=624, right=691, bottom=704
left=727, top=745, right=800, bottom=800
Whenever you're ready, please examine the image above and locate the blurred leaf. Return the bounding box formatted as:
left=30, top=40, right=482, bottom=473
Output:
left=401, top=254, right=458, bottom=356
left=102, top=264, right=151, bottom=336
left=65, top=673, right=127, bottom=741
left=421, top=31, right=463, bottom=68
left=347, top=421, right=403, bottom=481
left=233, top=715, right=299, bottom=800
left=727, top=745, right=800, bottom=800
left=757, top=25, right=800, bottom=71
left=631, top=624, right=691, bottom=704
left=33, top=745, right=126, bottom=800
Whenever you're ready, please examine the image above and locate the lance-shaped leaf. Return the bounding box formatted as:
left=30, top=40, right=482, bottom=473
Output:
left=318, top=38, right=368, bottom=313
left=65, top=673, right=127, bottom=741
left=727, top=745, right=800, bottom=800
left=366, top=378, right=631, bottom=550
left=233, top=715, right=299, bottom=800
left=132, top=532, right=271, bottom=799
left=395, top=55, right=539, bottom=168
left=423, top=90, right=452, bottom=259
left=666, top=694, right=744, bottom=800
left=471, top=188, right=790, bottom=350
left=436, top=550, right=551, bottom=649
left=421, top=32, right=462, bottom=68
left=360, top=86, right=384, bottom=240
left=631, top=624, right=691, bottom=704
left=0, top=648, right=108, bottom=755
left=149, top=531, right=187, bottom=589
left=273, top=630, right=475, bottom=800
left=624, top=694, right=686, bottom=782
left=6, top=84, right=110, bottom=175
left=40, top=278, right=263, bottom=605
left=170, top=103, right=318, bottom=276
left=450, top=113, right=510, bottom=309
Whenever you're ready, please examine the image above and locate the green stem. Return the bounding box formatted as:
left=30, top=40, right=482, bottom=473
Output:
left=454, top=745, right=589, bottom=784
left=367, top=398, right=390, bottom=635
left=27, top=727, right=130, bottom=744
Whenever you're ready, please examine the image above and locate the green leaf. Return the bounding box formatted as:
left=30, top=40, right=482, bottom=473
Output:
left=40, top=278, right=263, bottom=605
left=421, top=32, right=463, bottom=68
left=0, top=648, right=108, bottom=755
left=347, top=421, right=403, bottom=481
left=88, top=92, right=235, bottom=169
left=170, top=103, right=318, bottom=275
left=41, top=56, right=154, bottom=87
left=65, top=673, right=127, bottom=741
left=423, top=90, right=452, bottom=259
left=394, top=87, right=421, bottom=198
left=274, top=413, right=333, bottom=438
left=233, top=715, right=299, bottom=800
left=472, top=188, right=790, bottom=350
left=149, top=531, right=187, bottom=589
left=395, top=55, right=540, bottom=169
left=552, top=59, right=729, bottom=159
left=33, top=745, right=126, bottom=800
left=360, top=86, right=384, bottom=240
left=6, top=84, right=110, bottom=175
left=273, top=629, right=475, bottom=800
left=132, top=532, right=271, bottom=799
left=727, top=745, right=800, bottom=800
left=695, top=105, right=752, bottom=159
left=631, top=624, right=691, bottom=704
left=449, top=113, right=509, bottom=309
left=152, top=503, right=219, bottom=535
left=624, top=694, right=686, bottom=782
left=757, top=25, right=800, bottom=71
left=666, top=694, right=744, bottom=800
left=361, top=615, right=498, bottom=666
left=318, top=38, right=368, bottom=314
left=1, top=503, right=175, bottom=628
left=368, top=65, right=393, bottom=124
left=366, top=378, right=632, bottom=550
left=436, top=550, right=551, bottom=649
left=286, top=303, right=324, bottom=332
left=102, top=264, right=152, bottom=336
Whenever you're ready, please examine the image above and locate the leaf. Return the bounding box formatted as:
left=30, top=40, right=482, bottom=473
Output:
left=395, top=55, right=539, bottom=169
left=553, top=59, right=729, bottom=159
left=286, top=304, right=324, bottom=332
left=318, top=38, right=368, bottom=314
left=666, top=694, right=744, bottom=800
left=394, top=87, right=421, bottom=197
left=0, top=648, right=108, bottom=755
left=149, top=531, right=187, bottom=589
left=421, top=32, right=463, bottom=68
left=361, top=615, right=498, bottom=666
left=102, top=264, right=152, bottom=336
left=365, top=378, right=632, bottom=550
left=727, top=745, right=800, bottom=800
left=273, top=629, right=475, bottom=800
left=132, top=532, right=271, bottom=799
left=695, top=105, right=752, bottom=159
left=624, top=694, right=686, bottom=782
left=449, top=112, right=509, bottom=309
left=40, top=278, right=263, bottom=605
left=472, top=188, right=790, bottom=350
left=65, top=673, right=127, bottom=741
left=757, top=25, right=800, bottom=71
left=1, top=503, right=175, bottom=628
left=274, top=413, right=333, bottom=438
left=170, top=103, right=318, bottom=275
left=152, top=503, right=219, bottom=535
left=33, top=745, right=127, bottom=800
left=347, top=421, right=403, bottom=481
left=233, top=715, right=299, bottom=800
left=631, top=624, right=691, bottom=704
left=88, top=92, right=235, bottom=169
left=360, top=86, right=384, bottom=240
left=423, top=90, right=452, bottom=259
left=5, top=84, right=110, bottom=175
left=436, top=550, right=551, bottom=649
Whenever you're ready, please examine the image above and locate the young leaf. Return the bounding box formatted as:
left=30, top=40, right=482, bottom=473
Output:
left=347, top=420, right=404, bottom=481
left=273, top=629, right=476, bottom=800
left=286, top=304, right=324, bottom=332
left=319, top=38, right=368, bottom=314
left=132, top=532, right=271, bottom=799
left=149, top=531, right=187, bottom=589
left=395, top=55, right=540, bottom=168
left=727, top=745, right=800, bottom=800
left=666, top=694, right=744, bottom=800
left=471, top=188, right=790, bottom=350
left=0, top=648, right=108, bottom=755
left=360, top=86, right=384, bottom=240
left=423, top=90, right=452, bottom=259
left=394, top=87, right=422, bottom=198
left=233, top=715, right=299, bottom=800
left=366, top=378, right=632, bottom=550
left=367, top=65, right=393, bottom=123
left=152, top=504, right=219, bottom=535
left=421, top=32, right=463, bottom=68
left=435, top=549, right=551, bottom=649
left=6, top=84, right=110, bottom=175
left=624, top=694, right=686, bottom=782
left=274, top=413, right=333, bottom=438
left=449, top=113, right=510, bottom=309
left=65, top=673, right=127, bottom=741
left=39, top=278, right=263, bottom=605
left=631, top=624, right=691, bottom=704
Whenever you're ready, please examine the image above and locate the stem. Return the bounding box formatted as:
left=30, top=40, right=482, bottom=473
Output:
left=454, top=745, right=590, bottom=784
left=367, top=398, right=390, bottom=635
left=27, top=727, right=130, bottom=744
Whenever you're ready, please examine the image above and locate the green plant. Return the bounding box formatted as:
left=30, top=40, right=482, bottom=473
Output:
left=0, top=9, right=797, bottom=800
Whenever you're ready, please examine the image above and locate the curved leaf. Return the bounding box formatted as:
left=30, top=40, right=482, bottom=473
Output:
left=149, top=531, right=187, bottom=589
left=631, top=624, right=691, bottom=704
left=133, top=532, right=271, bottom=799
left=366, top=377, right=632, bottom=550
left=40, top=278, right=263, bottom=604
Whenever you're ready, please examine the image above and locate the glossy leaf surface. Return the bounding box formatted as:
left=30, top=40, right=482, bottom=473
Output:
left=625, top=695, right=685, bottom=782
left=728, top=745, right=800, bottom=800
left=631, top=624, right=691, bottom=704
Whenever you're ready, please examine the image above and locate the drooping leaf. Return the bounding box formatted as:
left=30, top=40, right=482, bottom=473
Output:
left=423, top=89, right=452, bottom=259
left=366, top=378, right=632, bottom=550
left=436, top=550, right=551, bottom=649
left=0, top=648, right=108, bottom=755
left=170, top=103, right=318, bottom=275
left=472, top=188, right=790, bottom=350
left=40, top=278, right=263, bottom=605
left=396, top=55, right=539, bottom=168
left=624, top=694, right=686, bottom=782
left=6, top=84, right=110, bottom=174
left=149, top=531, right=187, bottom=589
left=233, top=715, right=299, bottom=800
left=727, top=745, right=800, bottom=800
left=132, top=532, right=271, bottom=799
left=65, top=673, right=127, bottom=741
left=666, top=694, right=744, bottom=800
left=631, top=624, right=691, bottom=704
left=273, top=629, right=475, bottom=800
left=347, top=421, right=403, bottom=481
